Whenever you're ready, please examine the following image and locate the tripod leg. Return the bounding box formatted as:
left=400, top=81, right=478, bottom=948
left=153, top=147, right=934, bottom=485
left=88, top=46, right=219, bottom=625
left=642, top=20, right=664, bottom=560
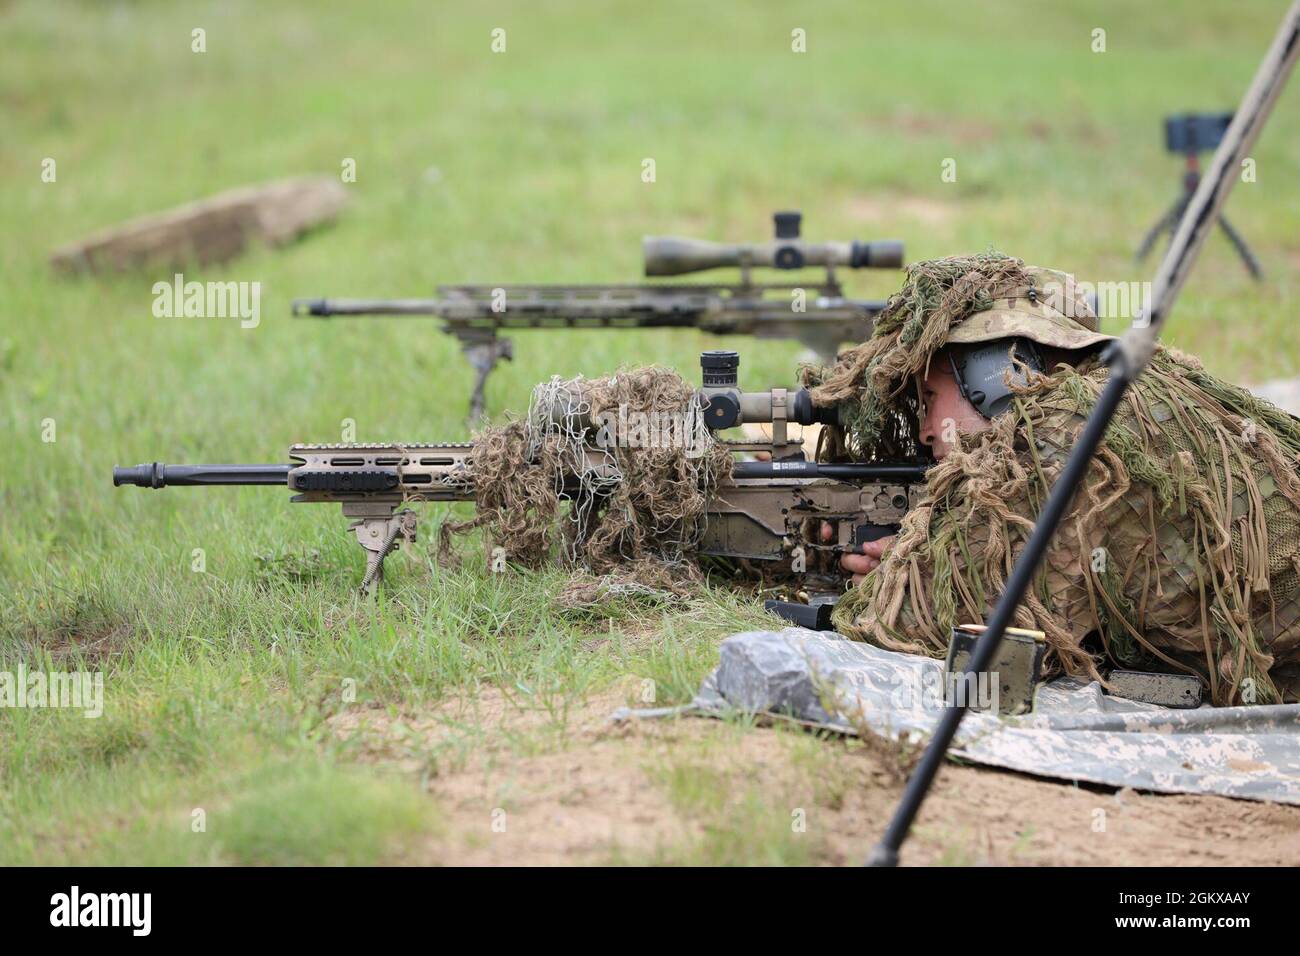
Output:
left=1218, top=215, right=1264, bottom=280
left=1135, top=202, right=1179, bottom=263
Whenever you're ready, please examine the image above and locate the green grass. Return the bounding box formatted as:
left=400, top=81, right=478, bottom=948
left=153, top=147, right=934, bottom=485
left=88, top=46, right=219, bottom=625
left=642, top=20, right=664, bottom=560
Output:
left=2, top=0, right=1297, bottom=865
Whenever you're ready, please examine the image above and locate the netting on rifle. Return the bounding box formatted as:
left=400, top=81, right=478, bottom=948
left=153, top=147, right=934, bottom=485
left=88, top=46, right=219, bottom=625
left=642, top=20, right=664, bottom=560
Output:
left=440, top=366, right=732, bottom=592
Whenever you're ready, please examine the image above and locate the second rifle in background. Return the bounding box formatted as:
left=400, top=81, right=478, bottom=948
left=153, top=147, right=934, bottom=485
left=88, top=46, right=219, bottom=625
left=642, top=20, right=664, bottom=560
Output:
left=293, top=211, right=903, bottom=420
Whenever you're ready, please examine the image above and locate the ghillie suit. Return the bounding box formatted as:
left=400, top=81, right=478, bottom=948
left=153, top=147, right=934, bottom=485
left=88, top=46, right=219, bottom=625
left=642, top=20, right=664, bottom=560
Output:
left=441, top=366, right=732, bottom=593
left=807, top=254, right=1300, bottom=706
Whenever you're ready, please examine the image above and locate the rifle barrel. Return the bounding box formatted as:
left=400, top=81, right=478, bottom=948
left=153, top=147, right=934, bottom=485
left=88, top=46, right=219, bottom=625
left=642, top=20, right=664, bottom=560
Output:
left=293, top=298, right=443, bottom=316
left=113, top=463, right=291, bottom=488
left=731, top=461, right=927, bottom=481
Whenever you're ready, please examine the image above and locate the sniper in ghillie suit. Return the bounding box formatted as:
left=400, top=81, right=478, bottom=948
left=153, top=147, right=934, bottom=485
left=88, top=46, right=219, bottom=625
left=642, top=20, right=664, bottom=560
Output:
left=116, top=252, right=1300, bottom=708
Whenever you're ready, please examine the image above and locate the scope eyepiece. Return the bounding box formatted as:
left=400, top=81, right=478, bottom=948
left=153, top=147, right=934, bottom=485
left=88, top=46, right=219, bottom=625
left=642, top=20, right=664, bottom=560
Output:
left=790, top=389, right=839, bottom=427
left=849, top=240, right=905, bottom=270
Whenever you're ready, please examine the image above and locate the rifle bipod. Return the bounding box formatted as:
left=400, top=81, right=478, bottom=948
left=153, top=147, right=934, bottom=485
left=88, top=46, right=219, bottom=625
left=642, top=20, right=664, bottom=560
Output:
left=345, top=503, right=418, bottom=597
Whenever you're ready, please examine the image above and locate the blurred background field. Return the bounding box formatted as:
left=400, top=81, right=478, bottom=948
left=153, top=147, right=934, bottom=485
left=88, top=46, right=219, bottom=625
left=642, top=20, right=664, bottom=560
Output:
left=1, top=0, right=1297, bottom=865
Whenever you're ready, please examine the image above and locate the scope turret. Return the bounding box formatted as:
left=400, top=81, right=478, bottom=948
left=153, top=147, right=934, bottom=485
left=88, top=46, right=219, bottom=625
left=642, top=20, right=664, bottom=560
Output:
left=700, top=349, right=740, bottom=388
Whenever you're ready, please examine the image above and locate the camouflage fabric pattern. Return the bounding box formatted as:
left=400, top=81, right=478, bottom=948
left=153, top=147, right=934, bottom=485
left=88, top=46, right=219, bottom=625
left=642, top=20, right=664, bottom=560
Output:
left=833, top=347, right=1300, bottom=706
left=807, top=254, right=1300, bottom=706
left=944, top=292, right=1112, bottom=350
left=642, top=630, right=1300, bottom=805
left=945, top=263, right=1114, bottom=351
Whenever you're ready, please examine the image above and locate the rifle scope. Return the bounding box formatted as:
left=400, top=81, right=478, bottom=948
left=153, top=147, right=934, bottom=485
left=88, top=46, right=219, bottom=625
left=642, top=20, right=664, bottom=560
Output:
left=643, top=210, right=903, bottom=276
left=698, top=350, right=839, bottom=431
left=644, top=236, right=904, bottom=276
left=536, top=350, right=838, bottom=434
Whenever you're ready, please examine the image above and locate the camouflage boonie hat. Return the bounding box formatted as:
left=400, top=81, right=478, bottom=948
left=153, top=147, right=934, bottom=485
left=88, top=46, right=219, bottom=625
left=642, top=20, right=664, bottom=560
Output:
left=804, top=255, right=1114, bottom=456
left=945, top=266, right=1114, bottom=352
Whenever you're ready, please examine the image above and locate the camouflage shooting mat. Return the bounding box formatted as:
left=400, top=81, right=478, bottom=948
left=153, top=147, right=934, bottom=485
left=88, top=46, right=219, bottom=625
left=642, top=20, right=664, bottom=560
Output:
left=616, top=628, right=1300, bottom=804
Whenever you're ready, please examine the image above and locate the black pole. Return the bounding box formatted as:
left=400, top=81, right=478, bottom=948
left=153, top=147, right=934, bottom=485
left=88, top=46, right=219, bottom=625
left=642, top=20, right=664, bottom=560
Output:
left=865, top=344, right=1133, bottom=867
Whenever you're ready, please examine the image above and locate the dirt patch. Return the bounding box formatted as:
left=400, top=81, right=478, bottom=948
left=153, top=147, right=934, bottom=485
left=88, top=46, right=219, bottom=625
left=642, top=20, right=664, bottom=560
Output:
left=11, top=595, right=134, bottom=665
left=877, top=109, right=998, bottom=146
left=863, top=110, right=1112, bottom=151
left=329, top=686, right=1300, bottom=866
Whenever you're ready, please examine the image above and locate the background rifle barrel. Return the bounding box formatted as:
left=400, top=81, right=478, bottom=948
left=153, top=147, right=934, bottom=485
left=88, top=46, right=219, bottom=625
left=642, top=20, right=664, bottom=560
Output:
left=292, top=298, right=442, bottom=316
left=113, top=463, right=291, bottom=488
left=731, top=461, right=926, bottom=481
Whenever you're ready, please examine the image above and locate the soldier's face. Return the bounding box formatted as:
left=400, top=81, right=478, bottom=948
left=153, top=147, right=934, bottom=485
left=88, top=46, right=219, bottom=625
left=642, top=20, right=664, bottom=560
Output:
left=918, top=356, right=990, bottom=460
